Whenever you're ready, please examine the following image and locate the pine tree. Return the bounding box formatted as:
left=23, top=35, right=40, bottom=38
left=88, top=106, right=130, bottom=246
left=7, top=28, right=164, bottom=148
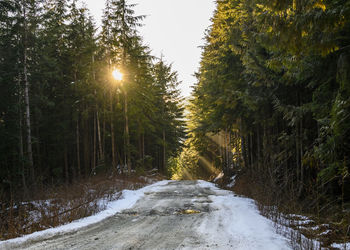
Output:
left=185, top=0, right=350, bottom=216
left=101, top=0, right=144, bottom=174
left=153, top=58, right=185, bottom=171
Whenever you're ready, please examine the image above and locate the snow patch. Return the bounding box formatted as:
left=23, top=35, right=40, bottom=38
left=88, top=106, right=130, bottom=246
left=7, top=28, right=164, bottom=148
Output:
left=0, top=180, right=171, bottom=249
left=197, top=181, right=291, bottom=249
left=331, top=242, right=350, bottom=249
left=227, top=175, right=236, bottom=188
left=197, top=180, right=218, bottom=189
left=213, top=172, right=224, bottom=182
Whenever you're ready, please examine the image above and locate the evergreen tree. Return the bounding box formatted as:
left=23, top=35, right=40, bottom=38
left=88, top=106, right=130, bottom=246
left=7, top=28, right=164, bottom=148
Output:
left=184, top=0, right=350, bottom=215
left=100, top=0, right=144, bottom=173
left=153, top=58, right=186, bottom=171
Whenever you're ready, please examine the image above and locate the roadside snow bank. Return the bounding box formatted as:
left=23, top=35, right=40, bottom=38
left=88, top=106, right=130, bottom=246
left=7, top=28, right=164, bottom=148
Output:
left=213, top=172, right=224, bottom=182
left=197, top=181, right=291, bottom=250
left=332, top=242, right=350, bottom=249
left=0, top=180, right=171, bottom=249
left=227, top=175, right=236, bottom=188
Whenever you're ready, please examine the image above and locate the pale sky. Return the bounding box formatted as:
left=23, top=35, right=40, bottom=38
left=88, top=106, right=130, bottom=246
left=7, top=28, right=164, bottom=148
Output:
left=80, top=0, right=216, bottom=98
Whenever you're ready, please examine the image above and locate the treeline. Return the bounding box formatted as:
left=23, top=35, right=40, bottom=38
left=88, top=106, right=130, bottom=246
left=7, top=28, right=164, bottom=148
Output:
left=0, top=0, right=185, bottom=200
left=186, top=0, right=350, bottom=210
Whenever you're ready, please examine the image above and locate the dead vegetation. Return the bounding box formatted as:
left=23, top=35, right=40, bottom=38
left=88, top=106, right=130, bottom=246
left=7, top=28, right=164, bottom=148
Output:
left=219, top=171, right=350, bottom=249
left=0, top=171, right=165, bottom=241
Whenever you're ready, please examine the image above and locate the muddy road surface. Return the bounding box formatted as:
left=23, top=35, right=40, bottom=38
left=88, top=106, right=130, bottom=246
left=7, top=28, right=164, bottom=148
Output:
left=2, top=181, right=291, bottom=250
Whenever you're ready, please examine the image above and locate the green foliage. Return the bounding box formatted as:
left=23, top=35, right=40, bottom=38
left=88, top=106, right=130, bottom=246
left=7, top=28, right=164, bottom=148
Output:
left=0, top=0, right=185, bottom=199
left=169, top=141, right=201, bottom=180
left=186, top=0, right=350, bottom=207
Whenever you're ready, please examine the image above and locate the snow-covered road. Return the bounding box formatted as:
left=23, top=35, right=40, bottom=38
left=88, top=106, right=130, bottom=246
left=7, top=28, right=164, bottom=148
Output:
left=0, top=180, right=291, bottom=250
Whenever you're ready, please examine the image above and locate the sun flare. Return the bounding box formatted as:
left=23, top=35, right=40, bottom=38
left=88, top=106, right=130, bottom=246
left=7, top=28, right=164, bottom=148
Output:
left=112, top=69, right=123, bottom=81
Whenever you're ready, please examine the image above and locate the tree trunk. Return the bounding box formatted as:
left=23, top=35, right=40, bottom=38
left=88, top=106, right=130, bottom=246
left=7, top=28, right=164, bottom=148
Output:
left=263, top=123, right=267, bottom=167
left=92, top=56, right=99, bottom=171
left=23, top=3, right=34, bottom=185
left=142, top=133, right=145, bottom=164
left=296, top=123, right=300, bottom=187
left=240, top=119, right=248, bottom=168
left=224, top=129, right=228, bottom=172
left=124, top=126, right=127, bottom=169
left=163, top=129, right=166, bottom=171
left=76, top=119, right=81, bottom=179
left=218, top=132, right=223, bottom=170
left=16, top=19, right=27, bottom=196
left=19, top=100, right=27, bottom=196
left=124, top=90, right=132, bottom=174
left=228, top=130, right=231, bottom=170
left=103, top=109, right=106, bottom=161
left=92, top=112, right=96, bottom=172
left=299, top=118, right=304, bottom=195
left=110, top=92, right=116, bottom=168
left=249, top=133, right=253, bottom=169
left=97, top=111, right=103, bottom=162
left=64, top=146, right=69, bottom=185
left=257, top=126, right=260, bottom=170
left=83, top=119, right=90, bottom=177
left=138, top=133, right=142, bottom=161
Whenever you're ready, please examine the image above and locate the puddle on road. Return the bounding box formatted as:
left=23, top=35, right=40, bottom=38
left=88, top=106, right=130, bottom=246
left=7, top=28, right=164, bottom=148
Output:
left=123, top=208, right=203, bottom=217
left=122, top=210, right=138, bottom=216
left=179, top=209, right=201, bottom=215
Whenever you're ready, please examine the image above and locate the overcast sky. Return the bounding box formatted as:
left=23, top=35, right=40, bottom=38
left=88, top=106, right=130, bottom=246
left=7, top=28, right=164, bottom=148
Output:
left=80, top=0, right=216, bottom=98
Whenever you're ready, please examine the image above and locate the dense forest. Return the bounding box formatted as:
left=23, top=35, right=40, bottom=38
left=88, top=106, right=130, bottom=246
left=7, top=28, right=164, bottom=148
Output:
left=0, top=0, right=185, bottom=201
left=2, top=0, right=350, bottom=238
left=172, top=0, right=350, bottom=221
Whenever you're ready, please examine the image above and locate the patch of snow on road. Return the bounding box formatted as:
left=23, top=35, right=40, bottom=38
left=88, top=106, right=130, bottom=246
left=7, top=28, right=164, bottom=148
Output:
left=197, top=181, right=291, bottom=250
left=0, top=180, right=171, bottom=249
left=198, top=180, right=218, bottom=189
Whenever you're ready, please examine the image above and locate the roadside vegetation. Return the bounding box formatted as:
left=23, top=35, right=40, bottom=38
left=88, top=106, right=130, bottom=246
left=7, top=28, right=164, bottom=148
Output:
left=170, top=0, right=350, bottom=248
left=0, top=170, right=164, bottom=240
left=0, top=0, right=183, bottom=241
left=0, top=0, right=184, bottom=227
left=2, top=0, right=350, bottom=248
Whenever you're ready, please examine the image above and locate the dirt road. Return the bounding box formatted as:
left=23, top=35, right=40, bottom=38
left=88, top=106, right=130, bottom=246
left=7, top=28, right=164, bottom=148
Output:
left=2, top=181, right=291, bottom=250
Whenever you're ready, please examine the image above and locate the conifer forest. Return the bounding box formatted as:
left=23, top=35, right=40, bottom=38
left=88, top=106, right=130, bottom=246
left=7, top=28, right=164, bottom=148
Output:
left=1, top=0, right=350, bottom=245
left=0, top=0, right=185, bottom=199
left=177, top=0, right=350, bottom=235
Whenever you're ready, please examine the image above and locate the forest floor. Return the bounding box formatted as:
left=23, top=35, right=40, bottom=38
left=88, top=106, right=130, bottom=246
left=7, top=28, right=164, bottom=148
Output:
left=215, top=172, right=350, bottom=249
left=0, top=170, right=164, bottom=241
left=0, top=180, right=291, bottom=250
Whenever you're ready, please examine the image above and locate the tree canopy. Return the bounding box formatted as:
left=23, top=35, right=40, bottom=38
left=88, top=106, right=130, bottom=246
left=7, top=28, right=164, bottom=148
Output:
left=177, top=0, right=350, bottom=214
left=0, top=0, right=185, bottom=200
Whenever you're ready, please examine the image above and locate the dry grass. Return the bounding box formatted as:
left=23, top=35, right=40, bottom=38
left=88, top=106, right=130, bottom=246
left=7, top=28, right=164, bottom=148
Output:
left=0, top=172, right=165, bottom=241
left=221, top=171, right=350, bottom=249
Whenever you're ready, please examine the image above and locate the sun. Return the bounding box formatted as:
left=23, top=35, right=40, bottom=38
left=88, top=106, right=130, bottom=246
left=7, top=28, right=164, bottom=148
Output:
left=112, top=69, right=123, bottom=81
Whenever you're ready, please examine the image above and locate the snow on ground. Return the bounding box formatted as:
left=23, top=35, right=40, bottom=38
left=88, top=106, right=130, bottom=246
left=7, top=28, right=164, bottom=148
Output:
left=5, top=179, right=347, bottom=250
left=227, top=175, right=236, bottom=188
left=213, top=172, right=224, bottom=182
left=197, top=181, right=291, bottom=249
left=0, top=180, right=171, bottom=248
left=332, top=242, right=350, bottom=249
left=258, top=207, right=350, bottom=249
